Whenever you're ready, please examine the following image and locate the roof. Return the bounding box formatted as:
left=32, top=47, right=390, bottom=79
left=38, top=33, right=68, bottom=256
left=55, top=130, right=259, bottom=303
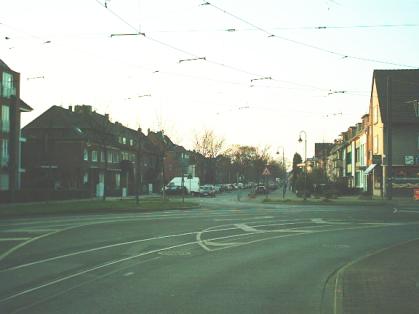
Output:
left=23, top=105, right=158, bottom=153
left=19, top=99, right=33, bottom=112
left=0, top=59, right=11, bottom=71
left=372, top=69, right=419, bottom=124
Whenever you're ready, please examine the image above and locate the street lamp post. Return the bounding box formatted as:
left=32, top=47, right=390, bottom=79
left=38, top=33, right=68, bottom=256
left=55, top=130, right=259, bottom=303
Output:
left=298, top=131, right=307, bottom=201
left=276, top=146, right=286, bottom=199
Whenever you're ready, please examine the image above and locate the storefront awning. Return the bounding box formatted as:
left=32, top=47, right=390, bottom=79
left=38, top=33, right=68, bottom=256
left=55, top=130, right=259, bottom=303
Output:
left=364, top=164, right=377, bottom=175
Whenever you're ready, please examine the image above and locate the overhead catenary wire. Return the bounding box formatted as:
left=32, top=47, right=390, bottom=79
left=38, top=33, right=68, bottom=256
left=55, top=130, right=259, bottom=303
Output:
left=142, top=23, right=419, bottom=33
left=201, top=1, right=418, bottom=69
left=94, top=0, right=331, bottom=92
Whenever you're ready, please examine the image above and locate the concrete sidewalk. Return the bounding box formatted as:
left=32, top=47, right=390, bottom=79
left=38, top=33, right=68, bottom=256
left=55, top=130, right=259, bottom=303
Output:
left=337, top=239, right=419, bottom=314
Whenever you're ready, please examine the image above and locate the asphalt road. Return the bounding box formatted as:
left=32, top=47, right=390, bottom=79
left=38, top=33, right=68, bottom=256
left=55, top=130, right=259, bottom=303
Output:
left=0, top=193, right=418, bottom=314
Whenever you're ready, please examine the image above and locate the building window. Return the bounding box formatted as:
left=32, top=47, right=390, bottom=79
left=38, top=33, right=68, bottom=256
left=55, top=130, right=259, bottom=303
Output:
left=355, top=171, right=361, bottom=187
left=360, top=145, right=365, bottom=166
left=92, top=151, right=98, bottom=162
left=373, top=135, right=379, bottom=154
left=115, top=173, right=120, bottom=189
left=107, top=151, right=113, bottom=163
left=1, top=105, right=10, bottom=133
left=373, top=105, right=378, bottom=123
left=1, top=139, right=9, bottom=166
left=113, top=151, right=119, bottom=163
left=83, top=149, right=89, bottom=161
left=0, top=174, right=9, bottom=191
left=83, top=172, right=89, bottom=184
left=118, top=136, right=123, bottom=144
left=2, top=72, right=15, bottom=98
left=129, top=139, right=134, bottom=146
left=122, top=137, right=127, bottom=145
left=101, top=151, right=105, bottom=162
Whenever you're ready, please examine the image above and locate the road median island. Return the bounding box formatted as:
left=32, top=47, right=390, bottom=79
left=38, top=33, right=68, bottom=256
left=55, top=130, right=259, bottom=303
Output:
left=337, top=239, right=419, bottom=314
left=0, top=198, right=200, bottom=218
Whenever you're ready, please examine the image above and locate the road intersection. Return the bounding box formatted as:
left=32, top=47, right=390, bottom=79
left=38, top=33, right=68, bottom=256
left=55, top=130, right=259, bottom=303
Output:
left=0, top=194, right=418, bottom=313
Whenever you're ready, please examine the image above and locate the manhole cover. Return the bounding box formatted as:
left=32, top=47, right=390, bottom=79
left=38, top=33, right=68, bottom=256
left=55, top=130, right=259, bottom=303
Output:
left=158, top=250, right=191, bottom=256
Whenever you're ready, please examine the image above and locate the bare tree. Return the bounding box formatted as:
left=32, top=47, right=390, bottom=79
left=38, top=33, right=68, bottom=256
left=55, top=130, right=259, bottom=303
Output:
left=193, top=129, right=225, bottom=184
left=154, top=111, right=182, bottom=144
left=193, top=129, right=225, bottom=159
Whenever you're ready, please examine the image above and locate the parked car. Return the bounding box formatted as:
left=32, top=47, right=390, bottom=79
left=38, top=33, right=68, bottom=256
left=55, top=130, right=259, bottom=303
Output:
left=164, top=185, right=187, bottom=195
left=214, top=184, right=223, bottom=193
left=254, top=185, right=268, bottom=194
left=199, top=185, right=216, bottom=197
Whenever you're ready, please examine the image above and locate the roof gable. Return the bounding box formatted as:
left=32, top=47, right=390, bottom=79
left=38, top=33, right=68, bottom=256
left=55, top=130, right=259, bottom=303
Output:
left=373, top=69, right=419, bottom=123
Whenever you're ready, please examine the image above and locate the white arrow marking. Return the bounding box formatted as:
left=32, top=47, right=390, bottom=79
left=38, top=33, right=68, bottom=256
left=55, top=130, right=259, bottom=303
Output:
left=234, top=224, right=260, bottom=232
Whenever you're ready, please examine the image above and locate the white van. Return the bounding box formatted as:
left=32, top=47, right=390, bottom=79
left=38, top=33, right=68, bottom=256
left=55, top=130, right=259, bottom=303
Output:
left=166, top=177, right=200, bottom=195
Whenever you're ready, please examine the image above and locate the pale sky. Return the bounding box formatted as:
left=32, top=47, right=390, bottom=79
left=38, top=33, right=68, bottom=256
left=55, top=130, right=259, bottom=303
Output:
left=1, top=0, right=418, bottom=163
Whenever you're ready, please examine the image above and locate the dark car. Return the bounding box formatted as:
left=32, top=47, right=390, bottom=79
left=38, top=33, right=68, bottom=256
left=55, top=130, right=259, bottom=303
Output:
left=164, top=185, right=187, bottom=195
left=254, top=185, right=268, bottom=194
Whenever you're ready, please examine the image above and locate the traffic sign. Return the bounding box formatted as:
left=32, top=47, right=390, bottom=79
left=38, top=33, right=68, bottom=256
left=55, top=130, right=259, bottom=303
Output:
left=262, top=167, right=271, bottom=176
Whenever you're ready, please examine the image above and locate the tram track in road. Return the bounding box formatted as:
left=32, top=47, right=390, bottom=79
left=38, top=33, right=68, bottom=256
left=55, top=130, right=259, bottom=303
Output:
left=0, top=217, right=412, bottom=306
left=1, top=206, right=418, bottom=313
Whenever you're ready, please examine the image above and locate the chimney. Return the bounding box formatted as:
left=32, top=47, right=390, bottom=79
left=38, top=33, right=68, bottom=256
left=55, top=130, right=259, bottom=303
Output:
left=68, top=105, right=73, bottom=112
left=105, top=113, right=109, bottom=120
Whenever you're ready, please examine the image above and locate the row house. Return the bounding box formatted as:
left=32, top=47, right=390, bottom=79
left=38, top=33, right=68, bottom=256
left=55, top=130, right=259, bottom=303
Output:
left=0, top=59, right=32, bottom=194
left=147, top=130, right=205, bottom=186
left=368, top=69, right=419, bottom=197
left=326, top=69, right=419, bottom=196
left=22, top=105, right=161, bottom=197
left=342, top=116, right=369, bottom=191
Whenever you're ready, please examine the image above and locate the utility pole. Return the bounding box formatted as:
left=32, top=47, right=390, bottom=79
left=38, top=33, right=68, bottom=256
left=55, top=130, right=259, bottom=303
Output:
left=298, top=131, right=307, bottom=201
left=386, top=76, right=393, bottom=200
left=135, top=129, right=142, bottom=205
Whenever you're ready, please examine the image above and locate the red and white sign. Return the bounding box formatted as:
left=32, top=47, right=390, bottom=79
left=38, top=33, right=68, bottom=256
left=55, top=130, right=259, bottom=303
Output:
left=414, top=189, right=419, bottom=201
left=262, top=167, right=271, bottom=176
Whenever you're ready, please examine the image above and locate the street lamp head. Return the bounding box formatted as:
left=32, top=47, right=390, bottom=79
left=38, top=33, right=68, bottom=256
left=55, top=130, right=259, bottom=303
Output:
left=298, top=136, right=303, bottom=143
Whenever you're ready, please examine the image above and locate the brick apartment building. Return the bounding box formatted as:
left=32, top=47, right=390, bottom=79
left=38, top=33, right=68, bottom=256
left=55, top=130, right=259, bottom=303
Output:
left=22, top=105, right=161, bottom=197
left=0, top=59, right=32, bottom=193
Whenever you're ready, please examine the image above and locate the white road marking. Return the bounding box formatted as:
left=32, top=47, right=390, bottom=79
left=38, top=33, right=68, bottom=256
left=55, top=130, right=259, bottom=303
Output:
left=397, top=210, right=419, bottom=214
left=123, top=272, right=134, bottom=277
left=234, top=224, right=260, bottom=233
left=0, top=223, right=413, bottom=303
left=0, top=238, right=32, bottom=241
left=0, top=211, right=264, bottom=264
left=11, top=256, right=161, bottom=313
left=311, top=218, right=327, bottom=224
left=214, top=216, right=273, bottom=221
left=1, top=229, right=59, bottom=233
